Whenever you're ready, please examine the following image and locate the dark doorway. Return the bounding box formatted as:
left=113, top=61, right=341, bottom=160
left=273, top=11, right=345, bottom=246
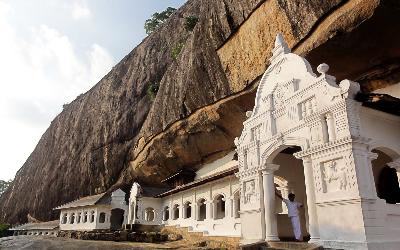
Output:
left=110, top=208, right=124, bottom=230
left=377, top=166, right=400, bottom=204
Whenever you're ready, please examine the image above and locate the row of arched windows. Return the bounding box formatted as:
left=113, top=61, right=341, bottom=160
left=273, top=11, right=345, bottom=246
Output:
left=61, top=211, right=107, bottom=224
left=161, top=192, right=240, bottom=222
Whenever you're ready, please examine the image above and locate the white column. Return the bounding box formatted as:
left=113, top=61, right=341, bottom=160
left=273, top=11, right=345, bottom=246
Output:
left=302, top=157, right=320, bottom=242
left=206, top=201, right=212, bottom=220
left=325, top=113, right=336, bottom=142
left=226, top=197, right=232, bottom=218
left=262, top=164, right=280, bottom=241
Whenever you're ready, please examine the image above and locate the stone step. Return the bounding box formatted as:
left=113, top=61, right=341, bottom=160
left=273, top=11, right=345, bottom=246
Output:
left=241, top=241, right=323, bottom=250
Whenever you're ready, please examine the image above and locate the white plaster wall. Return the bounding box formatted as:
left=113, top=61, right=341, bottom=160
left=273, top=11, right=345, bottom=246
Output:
left=59, top=206, right=108, bottom=231
left=161, top=175, right=241, bottom=237
left=360, top=107, right=400, bottom=157
left=136, top=197, right=163, bottom=225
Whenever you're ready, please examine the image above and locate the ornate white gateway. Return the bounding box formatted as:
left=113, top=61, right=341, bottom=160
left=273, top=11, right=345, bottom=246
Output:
left=235, top=34, right=400, bottom=249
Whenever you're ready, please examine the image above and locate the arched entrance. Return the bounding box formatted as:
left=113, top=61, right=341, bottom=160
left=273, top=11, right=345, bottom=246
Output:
left=110, top=208, right=125, bottom=230
left=371, top=148, right=400, bottom=204
left=268, top=146, right=309, bottom=241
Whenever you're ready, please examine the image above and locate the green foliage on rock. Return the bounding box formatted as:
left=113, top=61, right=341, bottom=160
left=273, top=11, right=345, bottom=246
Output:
left=171, top=42, right=185, bottom=60
left=0, top=180, right=12, bottom=197
left=144, top=7, right=177, bottom=35
left=0, top=223, right=10, bottom=238
left=147, top=82, right=160, bottom=100
left=184, top=16, right=199, bottom=31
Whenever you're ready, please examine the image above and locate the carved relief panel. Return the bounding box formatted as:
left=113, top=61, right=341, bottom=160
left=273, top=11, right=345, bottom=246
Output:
left=321, top=159, right=348, bottom=192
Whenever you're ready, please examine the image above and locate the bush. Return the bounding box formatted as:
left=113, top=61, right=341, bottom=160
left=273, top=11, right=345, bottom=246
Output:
left=171, top=42, right=184, bottom=60
left=185, top=16, right=199, bottom=31
left=144, top=7, right=177, bottom=35
left=0, top=224, right=10, bottom=238
left=147, top=82, right=159, bottom=100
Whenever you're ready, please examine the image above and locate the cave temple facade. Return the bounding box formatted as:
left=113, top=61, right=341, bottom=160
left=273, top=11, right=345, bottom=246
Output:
left=35, top=34, right=400, bottom=250
left=127, top=34, right=400, bottom=250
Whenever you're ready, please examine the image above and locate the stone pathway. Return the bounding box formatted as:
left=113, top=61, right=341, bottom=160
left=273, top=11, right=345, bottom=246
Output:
left=0, top=236, right=176, bottom=250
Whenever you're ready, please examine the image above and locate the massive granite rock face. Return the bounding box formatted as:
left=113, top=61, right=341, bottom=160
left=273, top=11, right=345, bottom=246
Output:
left=1, top=0, right=399, bottom=224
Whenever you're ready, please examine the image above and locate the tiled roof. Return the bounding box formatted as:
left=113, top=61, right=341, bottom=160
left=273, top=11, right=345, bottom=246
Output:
left=155, top=165, right=238, bottom=198
left=10, top=220, right=59, bottom=231
left=53, top=192, right=107, bottom=210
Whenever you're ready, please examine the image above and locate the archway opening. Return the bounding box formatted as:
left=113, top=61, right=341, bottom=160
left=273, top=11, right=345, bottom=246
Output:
left=268, top=146, right=309, bottom=242
left=99, top=212, right=106, bottom=223
left=197, top=198, right=206, bottom=221
left=371, top=149, right=400, bottom=204
left=110, top=208, right=125, bottom=230
left=163, top=206, right=169, bottom=221
left=213, top=194, right=226, bottom=220
left=172, top=204, right=179, bottom=220
left=145, top=207, right=155, bottom=221
left=184, top=202, right=192, bottom=219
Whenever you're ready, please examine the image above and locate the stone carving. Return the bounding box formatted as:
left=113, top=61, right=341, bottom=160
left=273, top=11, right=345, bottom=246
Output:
left=322, top=159, right=348, bottom=192
left=244, top=180, right=256, bottom=204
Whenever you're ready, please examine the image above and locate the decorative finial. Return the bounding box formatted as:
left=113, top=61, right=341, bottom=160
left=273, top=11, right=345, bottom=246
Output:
left=271, top=33, right=290, bottom=62
left=317, top=63, right=329, bottom=75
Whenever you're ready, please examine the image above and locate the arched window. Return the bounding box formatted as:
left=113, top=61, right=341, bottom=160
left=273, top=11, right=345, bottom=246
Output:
left=99, top=212, right=106, bottom=223
left=61, top=213, right=67, bottom=224
left=77, top=212, right=82, bottom=223
left=197, top=198, right=206, bottom=221
left=83, top=211, right=88, bottom=223
left=172, top=204, right=179, bottom=220
left=163, top=206, right=169, bottom=221
left=184, top=202, right=192, bottom=219
left=145, top=207, right=155, bottom=221
left=90, top=211, right=95, bottom=223
left=213, top=194, right=225, bottom=220
left=70, top=213, right=75, bottom=224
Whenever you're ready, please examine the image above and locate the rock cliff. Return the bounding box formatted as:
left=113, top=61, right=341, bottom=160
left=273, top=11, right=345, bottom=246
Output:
left=1, top=0, right=399, bottom=224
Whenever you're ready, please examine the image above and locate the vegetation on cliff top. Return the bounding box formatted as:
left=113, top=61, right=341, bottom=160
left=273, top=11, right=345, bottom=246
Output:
left=0, top=180, right=12, bottom=197
left=144, top=7, right=177, bottom=35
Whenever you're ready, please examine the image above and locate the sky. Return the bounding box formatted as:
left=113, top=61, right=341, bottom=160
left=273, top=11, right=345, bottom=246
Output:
left=0, top=0, right=186, bottom=181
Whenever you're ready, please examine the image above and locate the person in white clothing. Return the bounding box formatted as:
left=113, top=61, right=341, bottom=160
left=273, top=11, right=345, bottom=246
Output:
left=276, top=192, right=303, bottom=241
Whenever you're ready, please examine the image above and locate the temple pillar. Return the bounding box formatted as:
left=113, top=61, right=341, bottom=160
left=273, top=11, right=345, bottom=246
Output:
left=262, top=164, right=280, bottom=241
left=302, top=157, right=320, bottom=242
left=206, top=201, right=213, bottom=220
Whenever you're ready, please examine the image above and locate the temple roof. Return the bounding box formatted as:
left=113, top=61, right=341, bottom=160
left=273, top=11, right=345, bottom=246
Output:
left=9, top=220, right=59, bottom=231
left=356, top=92, right=400, bottom=116
left=53, top=192, right=107, bottom=210
left=155, top=165, right=238, bottom=198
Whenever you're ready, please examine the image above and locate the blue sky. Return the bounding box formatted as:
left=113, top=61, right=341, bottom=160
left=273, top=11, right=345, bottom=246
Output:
left=0, top=0, right=186, bottom=180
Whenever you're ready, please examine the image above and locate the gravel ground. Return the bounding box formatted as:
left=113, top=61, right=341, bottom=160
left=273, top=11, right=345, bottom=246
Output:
left=0, top=236, right=177, bottom=250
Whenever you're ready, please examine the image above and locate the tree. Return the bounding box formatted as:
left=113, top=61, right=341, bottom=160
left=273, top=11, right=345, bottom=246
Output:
left=0, top=180, right=12, bottom=197
left=144, top=7, right=177, bottom=35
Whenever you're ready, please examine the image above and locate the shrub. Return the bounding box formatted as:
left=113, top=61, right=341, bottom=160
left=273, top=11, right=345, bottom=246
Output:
left=147, top=82, right=159, bottom=100
left=0, top=224, right=10, bottom=238
left=185, top=16, right=199, bottom=31
left=144, top=7, right=177, bottom=35
left=171, top=42, right=184, bottom=60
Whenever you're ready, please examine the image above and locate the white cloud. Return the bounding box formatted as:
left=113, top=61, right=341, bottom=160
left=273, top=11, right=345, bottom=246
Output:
left=0, top=2, right=114, bottom=180
left=71, top=0, right=92, bottom=20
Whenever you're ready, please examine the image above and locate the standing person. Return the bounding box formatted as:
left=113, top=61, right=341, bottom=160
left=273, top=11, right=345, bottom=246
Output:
left=276, top=192, right=303, bottom=241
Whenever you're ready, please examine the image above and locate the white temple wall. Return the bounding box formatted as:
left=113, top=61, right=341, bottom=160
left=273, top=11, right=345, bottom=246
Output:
left=160, top=175, right=241, bottom=237
left=359, top=107, right=400, bottom=156
left=136, top=197, right=163, bottom=225
left=59, top=206, right=109, bottom=231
